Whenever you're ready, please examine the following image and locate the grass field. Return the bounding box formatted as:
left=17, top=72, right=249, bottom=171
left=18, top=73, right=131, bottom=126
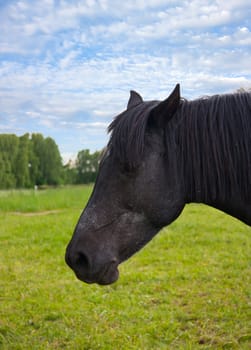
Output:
left=0, top=186, right=250, bottom=349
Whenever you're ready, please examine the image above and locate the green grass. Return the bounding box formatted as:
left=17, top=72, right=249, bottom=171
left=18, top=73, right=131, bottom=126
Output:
left=0, top=186, right=250, bottom=349
left=0, top=185, right=93, bottom=213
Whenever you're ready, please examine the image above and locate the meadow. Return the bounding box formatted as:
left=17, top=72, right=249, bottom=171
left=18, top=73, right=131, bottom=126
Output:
left=0, top=186, right=250, bottom=349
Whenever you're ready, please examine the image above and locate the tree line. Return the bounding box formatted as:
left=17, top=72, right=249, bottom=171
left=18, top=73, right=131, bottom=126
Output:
left=0, top=133, right=101, bottom=189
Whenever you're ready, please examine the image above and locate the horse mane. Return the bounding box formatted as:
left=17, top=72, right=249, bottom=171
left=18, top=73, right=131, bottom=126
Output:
left=178, top=92, right=251, bottom=202
left=108, top=90, right=251, bottom=202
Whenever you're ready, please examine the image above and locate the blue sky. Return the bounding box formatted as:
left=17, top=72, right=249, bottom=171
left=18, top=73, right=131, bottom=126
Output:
left=0, top=0, right=251, bottom=163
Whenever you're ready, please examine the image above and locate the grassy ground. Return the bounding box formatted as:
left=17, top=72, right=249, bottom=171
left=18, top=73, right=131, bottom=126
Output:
left=0, top=186, right=250, bottom=349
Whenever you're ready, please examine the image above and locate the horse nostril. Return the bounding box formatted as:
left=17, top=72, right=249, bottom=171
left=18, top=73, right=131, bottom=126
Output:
left=75, top=251, right=90, bottom=270
left=65, top=245, right=90, bottom=273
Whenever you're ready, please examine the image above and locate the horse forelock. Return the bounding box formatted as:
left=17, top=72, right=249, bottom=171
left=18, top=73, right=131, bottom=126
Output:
left=107, top=100, right=158, bottom=168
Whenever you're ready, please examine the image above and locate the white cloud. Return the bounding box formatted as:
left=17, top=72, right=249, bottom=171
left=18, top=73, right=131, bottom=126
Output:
left=60, top=121, right=108, bottom=130
left=0, top=0, right=251, bottom=159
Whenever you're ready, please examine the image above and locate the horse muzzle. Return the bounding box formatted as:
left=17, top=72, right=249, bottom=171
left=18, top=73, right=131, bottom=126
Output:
left=65, top=243, right=119, bottom=285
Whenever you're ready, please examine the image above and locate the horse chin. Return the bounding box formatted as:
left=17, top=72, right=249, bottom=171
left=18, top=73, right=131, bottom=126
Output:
left=98, top=267, right=119, bottom=285
left=75, top=266, right=120, bottom=286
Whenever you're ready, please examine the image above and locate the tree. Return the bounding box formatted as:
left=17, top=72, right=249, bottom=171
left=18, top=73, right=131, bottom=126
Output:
left=28, top=140, right=40, bottom=187
left=0, top=133, right=63, bottom=189
left=30, top=133, right=45, bottom=185
left=14, top=133, right=30, bottom=188
left=0, top=153, right=16, bottom=189
left=76, top=149, right=101, bottom=184
left=63, top=159, right=78, bottom=184
left=43, top=137, right=63, bottom=185
left=0, top=135, right=19, bottom=189
left=30, top=134, right=63, bottom=185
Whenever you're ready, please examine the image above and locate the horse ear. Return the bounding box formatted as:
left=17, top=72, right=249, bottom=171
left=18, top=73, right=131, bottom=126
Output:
left=127, top=90, right=143, bottom=109
left=150, top=84, right=180, bottom=127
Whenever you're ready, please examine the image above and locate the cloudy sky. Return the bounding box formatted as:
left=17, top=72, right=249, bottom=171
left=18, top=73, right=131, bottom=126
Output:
left=1, top=0, right=251, bottom=162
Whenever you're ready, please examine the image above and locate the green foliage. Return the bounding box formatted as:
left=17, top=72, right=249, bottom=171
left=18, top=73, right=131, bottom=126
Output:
left=75, top=149, right=101, bottom=184
left=30, top=134, right=63, bottom=186
left=0, top=134, right=19, bottom=188
left=0, top=186, right=250, bottom=349
left=42, top=137, right=63, bottom=185
left=0, top=133, right=63, bottom=189
left=63, top=164, right=78, bottom=185
left=14, top=134, right=30, bottom=188
left=63, top=148, right=101, bottom=185
left=0, top=133, right=101, bottom=188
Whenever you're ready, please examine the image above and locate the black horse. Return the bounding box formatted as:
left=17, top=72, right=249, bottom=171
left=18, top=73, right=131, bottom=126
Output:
left=65, top=84, right=251, bottom=285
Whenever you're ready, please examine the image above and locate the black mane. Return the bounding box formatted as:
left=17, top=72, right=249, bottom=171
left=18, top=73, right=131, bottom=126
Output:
left=108, top=100, right=159, bottom=168
left=178, top=92, right=251, bottom=202
left=108, top=91, right=251, bottom=201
